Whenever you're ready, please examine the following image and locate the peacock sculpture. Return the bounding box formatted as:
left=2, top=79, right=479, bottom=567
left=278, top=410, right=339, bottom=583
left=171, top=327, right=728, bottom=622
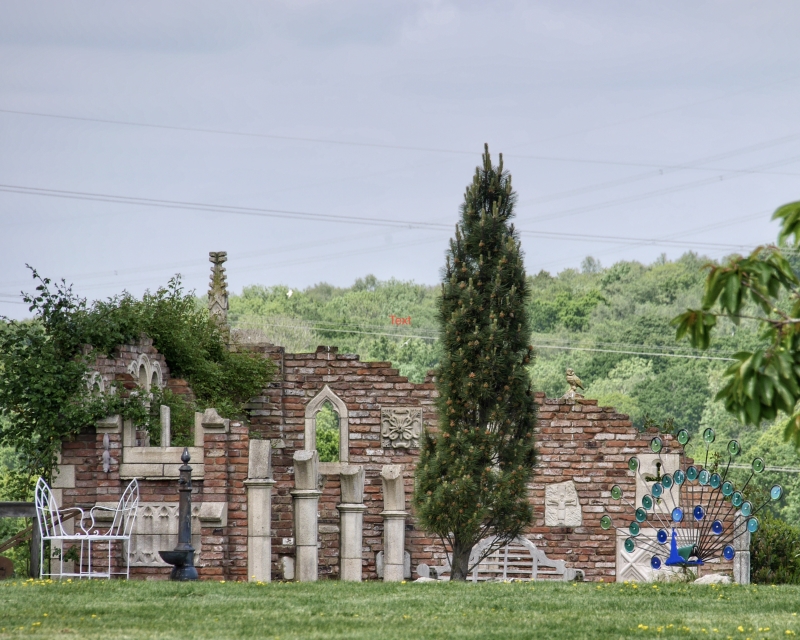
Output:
left=601, top=427, right=784, bottom=573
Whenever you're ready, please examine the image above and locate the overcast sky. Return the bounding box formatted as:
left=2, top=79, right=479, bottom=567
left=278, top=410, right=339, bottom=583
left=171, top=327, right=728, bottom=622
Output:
left=1, top=1, right=799, bottom=318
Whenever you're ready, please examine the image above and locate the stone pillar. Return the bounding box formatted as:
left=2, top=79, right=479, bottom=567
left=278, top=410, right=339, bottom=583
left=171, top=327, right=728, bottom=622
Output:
left=245, top=440, right=275, bottom=582
left=292, top=450, right=321, bottom=582
left=380, top=464, right=407, bottom=582
left=160, top=405, right=171, bottom=448
left=337, top=466, right=366, bottom=582
left=733, top=512, right=751, bottom=585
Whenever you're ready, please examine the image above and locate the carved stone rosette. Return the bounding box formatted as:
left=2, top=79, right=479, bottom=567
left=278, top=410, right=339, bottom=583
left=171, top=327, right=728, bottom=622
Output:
left=380, top=407, right=422, bottom=449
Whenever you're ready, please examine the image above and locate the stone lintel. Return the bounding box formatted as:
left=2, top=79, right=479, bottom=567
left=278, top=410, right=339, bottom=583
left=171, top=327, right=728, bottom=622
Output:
left=96, top=415, right=122, bottom=433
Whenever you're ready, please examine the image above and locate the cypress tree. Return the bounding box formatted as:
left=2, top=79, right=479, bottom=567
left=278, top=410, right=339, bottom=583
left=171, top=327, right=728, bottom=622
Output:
left=414, top=144, right=536, bottom=581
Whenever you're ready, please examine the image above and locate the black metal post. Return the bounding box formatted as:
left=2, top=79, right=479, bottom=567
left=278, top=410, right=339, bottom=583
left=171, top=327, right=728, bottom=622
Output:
left=158, top=447, right=198, bottom=580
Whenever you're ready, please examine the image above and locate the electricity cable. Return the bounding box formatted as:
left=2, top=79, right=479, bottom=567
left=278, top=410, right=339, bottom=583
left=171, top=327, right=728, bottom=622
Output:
left=0, top=182, right=778, bottom=251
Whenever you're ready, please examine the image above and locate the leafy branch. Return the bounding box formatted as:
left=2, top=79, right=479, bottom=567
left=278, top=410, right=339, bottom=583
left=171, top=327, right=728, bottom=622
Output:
left=672, top=201, right=800, bottom=447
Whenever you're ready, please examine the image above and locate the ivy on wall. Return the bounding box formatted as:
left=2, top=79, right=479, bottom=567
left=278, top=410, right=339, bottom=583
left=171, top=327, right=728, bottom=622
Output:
left=0, top=269, right=274, bottom=497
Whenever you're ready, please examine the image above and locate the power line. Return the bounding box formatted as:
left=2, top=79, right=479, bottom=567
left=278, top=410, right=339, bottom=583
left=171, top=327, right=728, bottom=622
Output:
left=727, top=463, right=800, bottom=474
left=4, top=72, right=797, bottom=165
left=532, top=344, right=735, bottom=361
left=519, top=132, right=800, bottom=207
left=0, top=182, right=774, bottom=251
left=522, top=154, right=800, bottom=223
left=234, top=319, right=737, bottom=361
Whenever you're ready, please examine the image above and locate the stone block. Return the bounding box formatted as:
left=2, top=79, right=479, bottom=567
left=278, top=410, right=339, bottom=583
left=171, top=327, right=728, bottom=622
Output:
left=248, top=440, right=273, bottom=479
left=201, top=408, right=229, bottom=432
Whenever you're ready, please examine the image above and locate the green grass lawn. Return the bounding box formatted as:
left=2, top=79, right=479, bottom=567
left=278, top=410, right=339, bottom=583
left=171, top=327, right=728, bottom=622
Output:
left=0, top=579, right=798, bottom=639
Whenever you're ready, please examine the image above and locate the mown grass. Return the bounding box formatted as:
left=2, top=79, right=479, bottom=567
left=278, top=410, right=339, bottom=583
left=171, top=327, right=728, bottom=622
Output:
left=0, top=578, right=798, bottom=639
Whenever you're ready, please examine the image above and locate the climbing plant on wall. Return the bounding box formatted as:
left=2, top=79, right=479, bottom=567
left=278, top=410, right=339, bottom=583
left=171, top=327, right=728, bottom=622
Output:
left=0, top=269, right=274, bottom=497
left=414, top=145, right=537, bottom=581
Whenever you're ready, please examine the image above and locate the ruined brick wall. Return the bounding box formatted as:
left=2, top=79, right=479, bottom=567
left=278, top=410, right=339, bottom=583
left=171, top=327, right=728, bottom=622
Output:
left=62, top=338, right=714, bottom=583
left=528, top=395, right=664, bottom=582
left=245, top=344, right=682, bottom=583
left=246, top=345, right=441, bottom=580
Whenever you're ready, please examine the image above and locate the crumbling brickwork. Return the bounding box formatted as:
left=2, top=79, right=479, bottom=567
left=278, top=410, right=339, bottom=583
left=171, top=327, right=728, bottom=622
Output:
left=58, top=338, right=685, bottom=583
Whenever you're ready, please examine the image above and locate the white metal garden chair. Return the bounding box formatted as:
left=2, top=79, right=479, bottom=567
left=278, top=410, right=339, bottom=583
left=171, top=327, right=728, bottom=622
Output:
left=35, top=477, right=139, bottom=579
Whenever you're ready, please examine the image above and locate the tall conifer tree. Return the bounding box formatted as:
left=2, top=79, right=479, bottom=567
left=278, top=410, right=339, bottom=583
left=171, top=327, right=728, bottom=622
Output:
left=414, top=145, right=536, bottom=581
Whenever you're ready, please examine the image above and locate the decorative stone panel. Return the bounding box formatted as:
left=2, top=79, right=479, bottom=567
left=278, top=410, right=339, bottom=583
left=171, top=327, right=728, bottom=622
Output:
left=380, top=407, right=422, bottom=449
left=634, top=453, right=681, bottom=514
left=544, top=480, right=582, bottom=527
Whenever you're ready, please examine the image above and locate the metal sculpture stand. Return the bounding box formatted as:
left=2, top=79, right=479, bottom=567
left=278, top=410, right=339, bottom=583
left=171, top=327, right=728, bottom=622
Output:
left=158, top=448, right=198, bottom=581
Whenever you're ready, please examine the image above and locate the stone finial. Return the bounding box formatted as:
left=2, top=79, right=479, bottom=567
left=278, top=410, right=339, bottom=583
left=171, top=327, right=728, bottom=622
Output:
left=293, top=450, right=319, bottom=490
left=380, top=465, right=405, bottom=513
left=208, top=251, right=229, bottom=330
left=340, top=466, right=365, bottom=504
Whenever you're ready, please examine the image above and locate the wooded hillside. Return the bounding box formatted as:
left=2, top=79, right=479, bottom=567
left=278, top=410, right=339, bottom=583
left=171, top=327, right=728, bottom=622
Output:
left=228, top=253, right=800, bottom=522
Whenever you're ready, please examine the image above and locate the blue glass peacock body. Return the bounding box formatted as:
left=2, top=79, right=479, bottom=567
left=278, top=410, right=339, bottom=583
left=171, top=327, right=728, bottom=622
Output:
left=601, top=427, right=784, bottom=572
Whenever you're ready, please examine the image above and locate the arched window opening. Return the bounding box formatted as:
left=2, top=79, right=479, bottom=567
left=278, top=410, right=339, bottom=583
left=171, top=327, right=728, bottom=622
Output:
left=315, top=401, right=340, bottom=462
left=138, top=364, right=148, bottom=389
left=304, top=385, right=349, bottom=463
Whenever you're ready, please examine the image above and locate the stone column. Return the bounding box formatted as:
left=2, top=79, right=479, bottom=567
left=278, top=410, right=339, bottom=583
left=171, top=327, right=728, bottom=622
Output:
left=337, top=466, right=366, bottom=582
left=733, top=512, right=751, bottom=585
left=160, top=405, right=171, bottom=448
left=292, top=450, right=321, bottom=582
left=245, top=440, right=275, bottom=582
left=380, top=464, right=407, bottom=582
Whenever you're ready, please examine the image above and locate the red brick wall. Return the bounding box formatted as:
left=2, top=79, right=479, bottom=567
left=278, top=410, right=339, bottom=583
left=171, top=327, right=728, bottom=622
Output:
left=69, top=339, right=696, bottom=583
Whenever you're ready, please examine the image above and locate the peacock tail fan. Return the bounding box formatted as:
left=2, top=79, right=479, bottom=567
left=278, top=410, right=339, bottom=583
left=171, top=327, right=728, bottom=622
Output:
left=602, top=428, right=784, bottom=575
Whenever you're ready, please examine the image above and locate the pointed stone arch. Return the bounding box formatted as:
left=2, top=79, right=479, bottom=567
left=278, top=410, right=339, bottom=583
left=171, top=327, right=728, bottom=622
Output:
left=304, top=385, right=349, bottom=463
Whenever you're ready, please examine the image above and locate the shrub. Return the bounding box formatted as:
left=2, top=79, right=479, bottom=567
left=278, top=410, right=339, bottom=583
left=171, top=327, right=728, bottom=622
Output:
left=751, top=514, right=800, bottom=584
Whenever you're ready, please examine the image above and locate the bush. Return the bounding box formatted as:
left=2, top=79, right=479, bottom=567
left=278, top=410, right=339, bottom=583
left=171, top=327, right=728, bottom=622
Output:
left=751, top=514, right=800, bottom=584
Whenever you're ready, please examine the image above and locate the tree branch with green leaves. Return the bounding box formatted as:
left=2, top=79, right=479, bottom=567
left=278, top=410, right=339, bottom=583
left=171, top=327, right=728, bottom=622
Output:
left=672, top=201, right=800, bottom=448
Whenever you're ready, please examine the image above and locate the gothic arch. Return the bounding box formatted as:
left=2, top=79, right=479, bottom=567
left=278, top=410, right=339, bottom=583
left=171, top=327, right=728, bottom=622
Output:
left=127, top=354, right=164, bottom=391
left=304, top=385, right=349, bottom=463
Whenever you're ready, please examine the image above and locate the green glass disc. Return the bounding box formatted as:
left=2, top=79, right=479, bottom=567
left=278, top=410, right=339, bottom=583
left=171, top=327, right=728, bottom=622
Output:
left=747, top=517, right=759, bottom=533
left=703, top=428, right=716, bottom=444
left=628, top=457, right=639, bottom=472
left=600, top=515, right=612, bottom=530
left=728, top=440, right=741, bottom=456
left=611, top=485, right=622, bottom=500
left=686, top=466, right=699, bottom=482
left=629, top=522, right=640, bottom=536
left=642, top=495, right=653, bottom=510
left=722, top=481, right=734, bottom=497
left=732, top=492, right=744, bottom=508
left=741, top=501, right=752, bottom=517
left=771, top=485, right=783, bottom=500
left=650, top=437, right=663, bottom=453
left=677, top=429, right=690, bottom=446
left=698, top=469, right=710, bottom=486
left=662, top=474, right=673, bottom=490
left=624, top=537, right=636, bottom=553
left=752, top=458, right=765, bottom=474
left=673, top=469, right=686, bottom=485
left=635, top=508, right=647, bottom=523
left=709, top=473, right=721, bottom=489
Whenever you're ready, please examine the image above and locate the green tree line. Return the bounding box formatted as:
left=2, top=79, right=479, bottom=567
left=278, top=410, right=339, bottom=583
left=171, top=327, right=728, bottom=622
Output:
left=228, top=252, right=800, bottom=523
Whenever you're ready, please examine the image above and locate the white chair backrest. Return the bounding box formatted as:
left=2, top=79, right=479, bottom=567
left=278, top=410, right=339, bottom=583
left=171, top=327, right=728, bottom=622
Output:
left=107, top=479, right=139, bottom=537
left=34, top=477, right=66, bottom=538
